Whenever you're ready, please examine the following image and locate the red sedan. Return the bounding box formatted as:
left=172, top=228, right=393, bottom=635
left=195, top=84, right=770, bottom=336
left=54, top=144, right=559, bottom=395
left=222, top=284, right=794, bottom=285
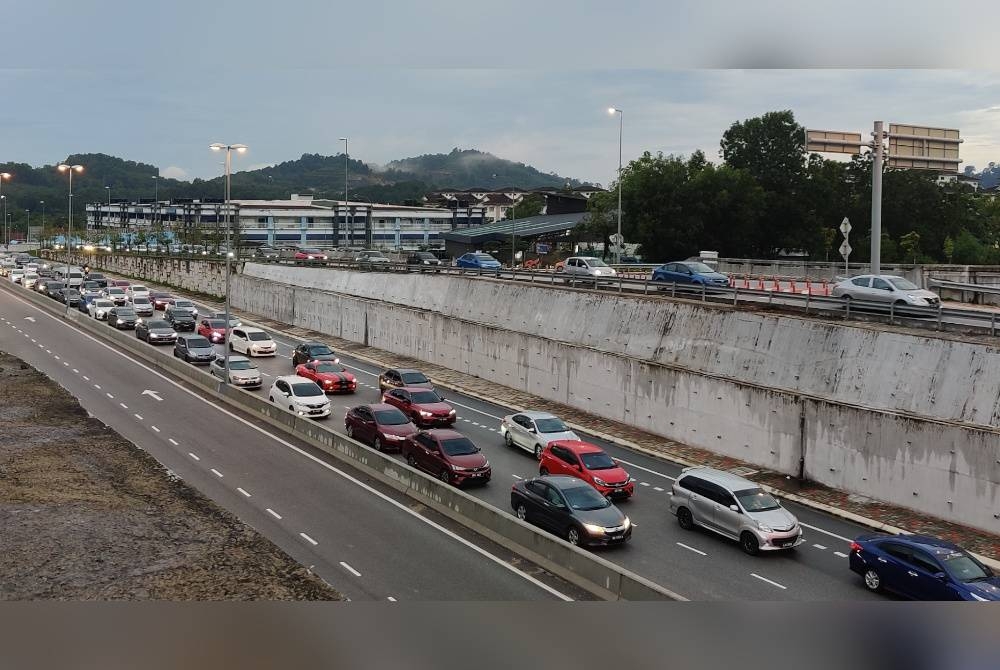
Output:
left=197, top=318, right=228, bottom=344
left=344, top=403, right=417, bottom=452
left=539, top=440, right=635, bottom=499
left=294, top=248, right=328, bottom=261
left=382, top=387, right=456, bottom=427
left=296, top=360, right=357, bottom=394
left=401, top=429, right=491, bottom=486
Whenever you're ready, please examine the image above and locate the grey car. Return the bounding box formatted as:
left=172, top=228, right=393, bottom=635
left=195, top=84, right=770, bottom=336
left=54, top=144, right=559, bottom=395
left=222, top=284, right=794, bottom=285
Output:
left=174, top=334, right=216, bottom=364
left=668, top=466, right=804, bottom=555
left=511, top=475, right=633, bottom=547
left=559, top=256, right=618, bottom=283
left=130, top=296, right=155, bottom=317
left=135, top=318, right=178, bottom=345
left=500, top=411, right=580, bottom=459
left=831, top=274, right=940, bottom=307
left=210, top=355, right=262, bottom=388
left=355, top=250, right=391, bottom=268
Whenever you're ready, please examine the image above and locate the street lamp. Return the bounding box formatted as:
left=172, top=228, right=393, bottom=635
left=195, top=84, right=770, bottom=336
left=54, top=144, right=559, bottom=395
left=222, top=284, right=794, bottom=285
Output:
left=25, top=210, right=30, bottom=244
left=58, top=163, right=84, bottom=312
left=340, top=137, right=348, bottom=249
left=209, top=142, right=247, bottom=385
left=0, top=172, right=11, bottom=248
left=40, top=201, right=45, bottom=244
left=608, top=107, right=623, bottom=265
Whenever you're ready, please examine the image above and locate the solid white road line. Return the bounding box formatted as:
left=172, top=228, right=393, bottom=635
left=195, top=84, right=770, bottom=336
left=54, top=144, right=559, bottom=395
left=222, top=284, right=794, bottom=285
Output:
left=211, top=468, right=224, bottom=478
left=188, top=452, right=200, bottom=461
left=799, top=522, right=851, bottom=544
left=834, top=551, right=849, bottom=558
left=751, top=573, right=787, bottom=590
left=237, top=487, right=252, bottom=497
left=339, top=561, right=361, bottom=577
left=676, top=542, right=707, bottom=556
left=300, top=533, right=319, bottom=546
left=266, top=508, right=282, bottom=520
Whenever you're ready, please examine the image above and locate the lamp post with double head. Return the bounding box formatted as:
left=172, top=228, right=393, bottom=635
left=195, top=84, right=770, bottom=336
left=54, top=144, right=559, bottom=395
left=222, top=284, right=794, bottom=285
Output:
left=608, top=107, right=623, bottom=265
left=58, top=163, right=84, bottom=312
left=209, top=143, right=247, bottom=385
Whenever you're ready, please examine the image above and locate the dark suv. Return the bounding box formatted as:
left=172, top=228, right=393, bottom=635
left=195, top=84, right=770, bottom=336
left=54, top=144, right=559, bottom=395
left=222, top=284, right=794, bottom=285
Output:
left=174, top=334, right=217, bottom=364
left=165, top=308, right=196, bottom=332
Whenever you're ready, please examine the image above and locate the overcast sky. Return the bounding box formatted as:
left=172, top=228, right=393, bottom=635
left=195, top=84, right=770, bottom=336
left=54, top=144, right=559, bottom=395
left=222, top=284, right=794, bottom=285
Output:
left=1, top=2, right=999, bottom=186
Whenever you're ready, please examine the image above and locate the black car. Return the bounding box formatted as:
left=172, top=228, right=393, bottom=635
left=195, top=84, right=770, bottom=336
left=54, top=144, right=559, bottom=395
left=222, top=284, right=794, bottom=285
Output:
left=165, top=308, right=196, bottom=332
left=61, top=289, right=81, bottom=306
left=174, top=334, right=216, bottom=364
left=107, top=307, right=138, bottom=330
left=87, top=272, right=108, bottom=288
left=136, top=318, right=178, bottom=345
left=510, top=475, right=633, bottom=548
left=292, top=341, right=339, bottom=366
left=81, top=280, right=102, bottom=292
left=407, top=251, right=442, bottom=270
left=42, top=281, right=66, bottom=298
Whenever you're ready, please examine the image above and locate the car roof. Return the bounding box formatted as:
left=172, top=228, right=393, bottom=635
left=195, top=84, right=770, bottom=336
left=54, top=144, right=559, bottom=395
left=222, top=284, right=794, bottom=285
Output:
left=421, top=428, right=464, bottom=439
left=549, top=439, right=603, bottom=454
left=178, top=333, right=208, bottom=341
left=222, top=355, right=251, bottom=362
left=517, top=410, right=558, bottom=420
left=877, top=534, right=963, bottom=555
left=241, top=326, right=267, bottom=333
left=397, top=386, right=438, bottom=393
left=363, top=403, right=397, bottom=412
left=539, top=475, right=595, bottom=490
left=302, top=341, right=329, bottom=347
left=276, top=375, right=314, bottom=383
left=678, top=466, right=758, bottom=491
left=394, top=368, right=424, bottom=375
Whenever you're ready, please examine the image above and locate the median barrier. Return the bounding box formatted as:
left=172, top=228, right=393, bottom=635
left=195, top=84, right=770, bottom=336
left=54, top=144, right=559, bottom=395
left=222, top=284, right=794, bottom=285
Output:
left=2, top=282, right=684, bottom=601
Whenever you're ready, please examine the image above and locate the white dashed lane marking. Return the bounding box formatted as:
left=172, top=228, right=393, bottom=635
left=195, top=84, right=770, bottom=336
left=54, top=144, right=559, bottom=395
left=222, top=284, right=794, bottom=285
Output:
left=812, top=544, right=828, bottom=550
left=834, top=551, right=849, bottom=558
left=751, top=573, right=787, bottom=590
left=188, top=452, right=200, bottom=461
left=120, top=403, right=128, bottom=409
left=106, top=393, right=114, bottom=399
left=151, top=425, right=160, bottom=433
left=339, top=561, right=361, bottom=577
left=210, top=468, right=224, bottom=478
left=300, top=533, right=319, bottom=546
left=676, top=542, right=707, bottom=556
left=237, top=488, right=252, bottom=498
left=168, top=438, right=178, bottom=445
left=134, top=413, right=144, bottom=421
left=266, top=508, right=282, bottom=520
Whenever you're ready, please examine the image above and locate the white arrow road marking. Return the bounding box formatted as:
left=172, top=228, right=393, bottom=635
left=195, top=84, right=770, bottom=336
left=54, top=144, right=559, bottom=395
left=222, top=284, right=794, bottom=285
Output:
left=141, top=389, right=163, bottom=401
left=23, top=316, right=35, bottom=322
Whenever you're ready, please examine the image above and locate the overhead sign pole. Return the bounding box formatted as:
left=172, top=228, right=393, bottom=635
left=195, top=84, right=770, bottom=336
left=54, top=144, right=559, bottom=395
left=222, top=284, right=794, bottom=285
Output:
left=870, top=121, right=885, bottom=276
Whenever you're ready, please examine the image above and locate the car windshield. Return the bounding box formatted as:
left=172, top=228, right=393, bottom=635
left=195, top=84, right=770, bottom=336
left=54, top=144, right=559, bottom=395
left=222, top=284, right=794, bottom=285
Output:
left=401, top=371, right=429, bottom=384
left=116, top=309, right=136, bottom=316
left=942, top=552, right=992, bottom=582
left=147, top=321, right=170, bottom=328
left=228, top=360, right=254, bottom=371
left=308, top=345, right=334, bottom=355
left=682, top=262, right=716, bottom=273
left=562, top=484, right=612, bottom=511
left=108, top=288, right=124, bottom=294
left=888, top=278, right=919, bottom=291
left=314, top=362, right=344, bottom=373
left=95, top=300, right=113, bottom=307
left=374, top=408, right=409, bottom=425
left=440, top=437, right=479, bottom=456
left=291, top=382, right=323, bottom=397
left=175, top=301, right=193, bottom=308
left=248, top=332, right=271, bottom=341
left=734, top=488, right=781, bottom=512
left=173, top=310, right=193, bottom=319
left=580, top=257, right=608, bottom=267
left=535, top=417, right=568, bottom=433
left=580, top=452, right=617, bottom=470
left=409, top=390, right=442, bottom=404
left=132, top=286, right=148, bottom=291
left=133, top=297, right=151, bottom=304
left=473, top=254, right=495, bottom=261
left=187, top=337, right=211, bottom=348
left=206, top=320, right=226, bottom=328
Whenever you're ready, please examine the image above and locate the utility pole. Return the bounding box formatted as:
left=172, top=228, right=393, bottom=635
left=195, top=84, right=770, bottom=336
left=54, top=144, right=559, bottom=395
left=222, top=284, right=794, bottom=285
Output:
left=870, top=121, right=885, bottom=276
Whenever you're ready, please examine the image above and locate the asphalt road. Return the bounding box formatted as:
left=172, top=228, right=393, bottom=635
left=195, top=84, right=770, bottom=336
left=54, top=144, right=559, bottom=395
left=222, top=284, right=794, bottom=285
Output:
left=0, top=285, right=587, bottom=602
left=46, top=274, right=892, bottom=601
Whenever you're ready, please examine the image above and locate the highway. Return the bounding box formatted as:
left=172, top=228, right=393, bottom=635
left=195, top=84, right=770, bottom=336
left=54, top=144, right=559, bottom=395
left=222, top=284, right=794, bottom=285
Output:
left=24, top=272, right=893, bottom=601
left=0, top=286, right=588, bottom=602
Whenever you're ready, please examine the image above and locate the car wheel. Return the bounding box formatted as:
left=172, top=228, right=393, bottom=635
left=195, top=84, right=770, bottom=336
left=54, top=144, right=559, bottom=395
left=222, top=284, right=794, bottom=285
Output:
left=515, top=504, right=528, bottom=521
left=406, top=453, right=417, bottom=468
left=269, top=396, right=274, bottom=403
left=346, top=424, right=354, bottom=438
left=534, top=444, right=543, bottom=460
left=504, top=431, right=514, bottom=448
left=289, top=405, right=295, bottom=412
left=229, top=342, right=234, bottom=351
left=740, top=531, right=761, bottom=556
left=438, top=469, right=451, bottom=485
left=540, top=467, right=550, bottom=476
left=863, top=569, right=882, bottom=593
left=566, top=527, right=581, bottom=546
left=677, top=507, right=695, bottom=530
left=135, top=330, right=141, bottom=338
left=373, top=437, right=383, bottom=452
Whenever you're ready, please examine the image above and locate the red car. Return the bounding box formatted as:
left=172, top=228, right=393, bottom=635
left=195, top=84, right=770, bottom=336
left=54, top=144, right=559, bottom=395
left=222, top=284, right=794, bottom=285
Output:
left=382, top=387, right=456, bottom=427
left=294, top=248, right=328, bottom=261
left=150, top=291, right=173, bottom=310
left=539, top=440, right=635, bottom=499
left=197, top=318, right=228, bottom=344
left=401, top=429, right=491, bottom=486
left=110, top=279, right=131, bottom=288
left=296, top=360, right=357, bottom=394
left=344, top=403, right=417, bottom=452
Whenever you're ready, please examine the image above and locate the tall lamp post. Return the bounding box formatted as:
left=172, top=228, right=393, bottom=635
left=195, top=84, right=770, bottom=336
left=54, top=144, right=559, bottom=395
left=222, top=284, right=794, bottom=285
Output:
left=40, top=200, right=45, bottom=245
left=58, top=163, right=84, bottom=313
left=209, top=142, right=247, bottom=385
left=339, top=137, right=348, bottom=249
left=0, top=172, right=11, bottom=248
left=25, top=210, right=30, bottom=245
left=608, top=107, right=624, bottom=265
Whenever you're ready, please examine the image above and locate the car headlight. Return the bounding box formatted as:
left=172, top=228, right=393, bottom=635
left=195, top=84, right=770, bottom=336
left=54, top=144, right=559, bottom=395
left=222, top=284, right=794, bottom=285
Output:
left=757, top=521, right=773, bottom=533
left=384, top=434, right=406, bottom=441
left=622, top=517, right=631, bottom=530
left=592, top=477, right=607, bottom=486
left=448, top=409, right=456, bottom=416
left=117, top=319, right=125, bottom=324
left=582, top=523, right=606, bottom=535
left=450, top=464, right=468, bottom=471
left=419, top=410, right=433, bottom=417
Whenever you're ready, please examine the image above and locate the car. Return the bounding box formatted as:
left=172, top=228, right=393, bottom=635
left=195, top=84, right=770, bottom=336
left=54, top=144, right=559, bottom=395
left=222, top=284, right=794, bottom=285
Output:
left=60, top=289, right=82, bottom=307
left=381, top=386, right=456, bottom=427
left=558, top=256, right=618, bottom=283
left=291, top=341, right=339, bottom=366
left=164, top=298, right=198, bottom=318
left=406, top=251, right=442, bottom=269
left=651, top=261, right=730, bottom=289
left=378, top=367, right=432, bottom=392
left=164, top=308, right=196, bottom=332
left=209, top=311, right=241, bottom=328
left=293, top=248, right=328, bottom=261
left=500, top=411, right=580, bottom=459
left=125, top=284, right=151, bottom=301
left=9, top=268, right=25, bottom=284
left=81, top=280, right=102, bottom=293
left=87, top=273, right=108, bottom=288
left=88, top=298, right=116, bottom=320
left=295, top=360, right=357, bottom=394
left=107, top=306, right=138, bottom=330
left=831, top=274, right=941, bottom=308
left=455, top=252, right=501, bottom=270
left=102, top=287, right=128, bottom=305
left=129, top=295, right=155, bottom=317
left=22, top=272, right=40, bottom=289
left=150, top=291, right=173, bottom=310
left=228, top=327, right=277, bottom=357
left=668, top=466, right=804, bottom=555
left=135, top=318, right=178, bottom=345
left=109, top=279, right=130, bottom=289
left=344, top=403, right=418, bottom=452
left=209, top=355, right=262, bottom=388
left=197, top=318, right=229, bottom=344
left=355, top=250, right=391, bottom=268
left=173, top=334, right=217, bottom=364
left=511, top=475, right=632, bottom=547
left=267, top=375, right=331, bottom=419
left=848, top=533, right=1000, bottom=600
left=538, top=440, right=635, bottom=500
left=38, top=280, right=66, bottom=297
left=255, top=246, right=280, bottom=259
left=401, top=429, right=491, bottom=486
left=77, top=294, right=96, bottom=314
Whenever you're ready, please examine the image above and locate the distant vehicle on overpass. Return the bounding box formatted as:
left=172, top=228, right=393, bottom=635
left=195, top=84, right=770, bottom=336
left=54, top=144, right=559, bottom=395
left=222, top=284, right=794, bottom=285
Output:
left=455, top=252, right=501, bottom=270
left=650, top=261, right=730, bottom=289
left=831, top=274, right=940, bottom=307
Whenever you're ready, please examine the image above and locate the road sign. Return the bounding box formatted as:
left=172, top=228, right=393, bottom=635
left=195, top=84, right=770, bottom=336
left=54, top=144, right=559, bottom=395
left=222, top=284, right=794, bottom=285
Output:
left=839, top=241, right=852, bottom=259
left=888, top=123, right=962, bottom=172
left=839, top=218, right=852, bottom=235
left=609, top=233, right=624, bottom=246
left=806, top=129, right=863, bottom=155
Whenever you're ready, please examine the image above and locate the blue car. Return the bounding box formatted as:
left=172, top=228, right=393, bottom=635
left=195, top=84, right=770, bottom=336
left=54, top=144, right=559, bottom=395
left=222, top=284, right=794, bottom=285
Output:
left=455, top=252, right=502, bottom=270
left=849, top=533, right=1000, bottom=600
left=650, top=261, right=730, bottom=289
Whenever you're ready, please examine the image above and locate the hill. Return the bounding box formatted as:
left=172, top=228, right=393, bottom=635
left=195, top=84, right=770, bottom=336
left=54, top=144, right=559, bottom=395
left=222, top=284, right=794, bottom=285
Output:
left=382, top=148, right=585, bottom=190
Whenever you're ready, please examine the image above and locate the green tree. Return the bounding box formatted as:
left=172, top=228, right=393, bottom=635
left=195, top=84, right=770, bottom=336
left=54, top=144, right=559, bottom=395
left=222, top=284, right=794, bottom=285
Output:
left=820, top=228, right=837, bottom=262
left=507, top=193, right=544, bottom=219
left=952, top=230, right=984, bottom=264
left=944, top=236, right=955, bottom=263
left=899, top=231, right=921, bottom=264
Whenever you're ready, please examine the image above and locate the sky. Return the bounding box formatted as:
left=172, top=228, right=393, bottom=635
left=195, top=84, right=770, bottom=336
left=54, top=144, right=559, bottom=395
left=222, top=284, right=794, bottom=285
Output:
left=1, top=2, right=999, bottom=187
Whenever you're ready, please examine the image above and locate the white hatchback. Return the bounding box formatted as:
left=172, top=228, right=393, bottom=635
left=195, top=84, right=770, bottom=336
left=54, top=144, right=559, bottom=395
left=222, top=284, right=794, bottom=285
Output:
left=228, top=326, right=277, bottom=357
left=268, top=376, right=331, bottom=419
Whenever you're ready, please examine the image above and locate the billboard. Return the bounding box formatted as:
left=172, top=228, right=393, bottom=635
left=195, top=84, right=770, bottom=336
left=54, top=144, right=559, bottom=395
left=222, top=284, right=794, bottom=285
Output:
left=806, top=129, right=863, bottom=155
left=888, top=124, right=961, bottom=172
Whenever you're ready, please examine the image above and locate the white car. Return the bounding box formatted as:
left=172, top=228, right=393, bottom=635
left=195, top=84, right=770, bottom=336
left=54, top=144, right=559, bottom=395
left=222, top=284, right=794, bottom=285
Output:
left=22, top=273, right=40, bottom=289
left=210, top=355, right=262, bottom=388
left=500, top=411, right=580, bottom=459
left=88, top=298, right=115, bottom=320
left=559, top=256, right=618, bottom=282
left=102, top=287, right=128, bottom=305
left=268, top=375, right=331, bottom=419
left=228, top=326, right=277, bottom=357
left=165, top=298, right=198, bottom=318
left=10, top=269, right=25, bottom=284
left=126, top=284, right=151, bottom=301
left=831, top=274, right=941, bottom=307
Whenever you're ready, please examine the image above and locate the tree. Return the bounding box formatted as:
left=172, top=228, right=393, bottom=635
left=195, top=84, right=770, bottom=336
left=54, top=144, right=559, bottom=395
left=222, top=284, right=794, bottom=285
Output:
left=944, top=236, right=955, bottom=263
left=507, top=193, right=544, bottom=220
left=952, top=230, right=984, bottom=264
left=720, top=110, right=806, bottom=190
left=899, top=231, right=921, bottom=264
left=820, top=228, right=837, bottom=262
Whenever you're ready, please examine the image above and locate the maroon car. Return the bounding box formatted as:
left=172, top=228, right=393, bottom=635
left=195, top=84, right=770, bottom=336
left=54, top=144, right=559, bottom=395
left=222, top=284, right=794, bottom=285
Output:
left=401, top=429, right=491, bottom=486
left=150, top=291, right=174, bottom=310
left=382, top=387, right=456, bottom=427
left=344, top=403, right=417, bottom=452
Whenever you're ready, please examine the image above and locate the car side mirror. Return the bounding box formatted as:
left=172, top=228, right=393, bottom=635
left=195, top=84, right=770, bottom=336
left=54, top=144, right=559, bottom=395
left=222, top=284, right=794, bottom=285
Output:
left=934, top=572, right=949, bottom=582
left=729, top=504, right=740, bottom=513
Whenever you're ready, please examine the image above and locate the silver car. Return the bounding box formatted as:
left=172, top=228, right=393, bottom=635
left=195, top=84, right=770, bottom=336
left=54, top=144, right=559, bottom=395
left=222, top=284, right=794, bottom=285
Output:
left=210, top=355, right=262, bottom=389
left=500, top=411, right=580, bottom=459
left=668, top=466, right=804, bottom=555
left=560, top=256, right=618, bottom=283
left=831, top=274, right=940, bottom=307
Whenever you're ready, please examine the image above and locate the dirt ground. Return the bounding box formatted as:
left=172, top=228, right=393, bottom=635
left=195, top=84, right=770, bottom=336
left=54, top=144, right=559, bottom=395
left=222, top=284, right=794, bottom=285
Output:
left=0, top=351, right=342, bottom=600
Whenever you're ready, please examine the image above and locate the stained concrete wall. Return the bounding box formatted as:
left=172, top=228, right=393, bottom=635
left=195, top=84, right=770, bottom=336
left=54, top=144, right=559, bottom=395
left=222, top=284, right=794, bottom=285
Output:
left=62, top=253, right=229, bottom=296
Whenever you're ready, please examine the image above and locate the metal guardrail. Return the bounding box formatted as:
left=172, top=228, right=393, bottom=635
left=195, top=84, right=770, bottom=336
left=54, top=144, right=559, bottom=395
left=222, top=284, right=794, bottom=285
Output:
left=927, top=278, right=1000, bottom=296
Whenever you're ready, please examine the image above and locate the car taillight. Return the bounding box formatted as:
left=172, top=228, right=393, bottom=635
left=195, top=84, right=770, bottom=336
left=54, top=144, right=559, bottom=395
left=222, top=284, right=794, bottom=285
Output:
left=850, top=541, right=863, bottom=554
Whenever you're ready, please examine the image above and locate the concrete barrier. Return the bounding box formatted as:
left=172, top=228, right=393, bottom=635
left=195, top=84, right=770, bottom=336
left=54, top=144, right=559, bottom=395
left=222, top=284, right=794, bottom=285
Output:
left=2, top=282, right=683, bottom=601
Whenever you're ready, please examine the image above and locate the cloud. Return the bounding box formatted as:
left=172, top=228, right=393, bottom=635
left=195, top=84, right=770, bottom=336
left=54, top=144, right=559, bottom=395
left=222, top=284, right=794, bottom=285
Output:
left=161, top=166, right=188, bottom=179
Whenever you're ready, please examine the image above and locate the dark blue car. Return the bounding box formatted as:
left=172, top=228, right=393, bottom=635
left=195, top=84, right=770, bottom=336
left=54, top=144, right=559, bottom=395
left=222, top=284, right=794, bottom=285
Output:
left=650, top=261, right=730, bottom=288
left=455, top=252, right=501, bottom=270
left=849, top=533, right=1000, bottom=600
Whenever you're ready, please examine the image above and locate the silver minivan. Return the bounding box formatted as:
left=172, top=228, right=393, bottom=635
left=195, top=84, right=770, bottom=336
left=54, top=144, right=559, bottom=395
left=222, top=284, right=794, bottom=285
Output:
left=668, top=466, right=804, bottom=555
